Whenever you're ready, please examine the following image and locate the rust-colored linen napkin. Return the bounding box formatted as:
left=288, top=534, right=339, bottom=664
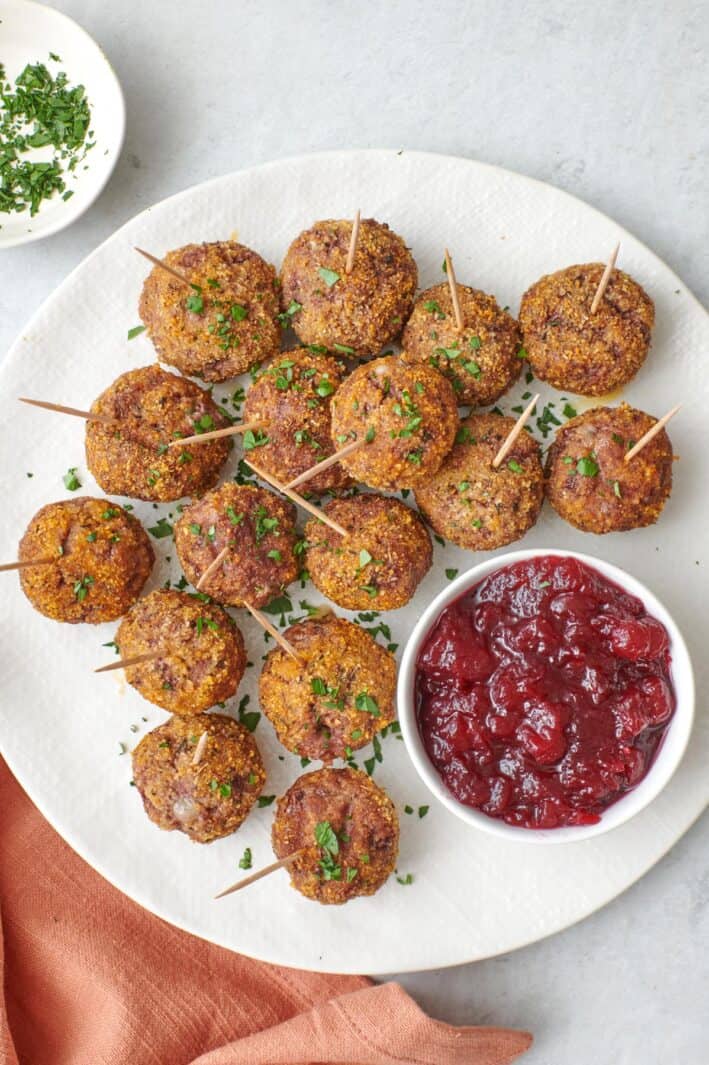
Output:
left=0, top=758, right=531, bottom=1065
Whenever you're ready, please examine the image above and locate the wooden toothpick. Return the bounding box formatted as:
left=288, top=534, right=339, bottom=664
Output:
left=590, top=243, right=620, bottom=314
left=286, top=437, right=365, bottom=489
left=95, top=651, right=164, bottom=674
left=345, top=210, right=361, bottom=274
left=624, top=404, right=681, bottom=462
left=135, top=247, right=192, bottom=288
left=167, top=422, right=261, bottom=449
left=244, top=458, right=348, bottom=537
left=196, top=544, right=231, bottom=591
left=191, top=731, right=208, bottom=766
left=214, top=849, right=306, bottom=899
left=444, top=248, right=464, bottom=332
left=19, top=397, right=115, bottom=426
left=0, top=557, right=55, bottom=573
left=242, top=600, right=300, bottom=660
left=491, top=393, right=540, bottom=469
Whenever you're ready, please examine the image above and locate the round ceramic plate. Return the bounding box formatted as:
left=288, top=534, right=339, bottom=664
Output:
left=0, top=150, right=707, bottom=975
left=0, top=0, right=124, bottom=248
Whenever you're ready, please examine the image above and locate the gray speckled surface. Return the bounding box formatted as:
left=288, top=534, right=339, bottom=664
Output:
left=2, top=1, right=707, bottom=1061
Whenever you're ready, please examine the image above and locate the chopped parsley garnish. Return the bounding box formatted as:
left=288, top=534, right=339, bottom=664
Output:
left=355, top=691, right=380, bottom=716
left=195, top=616, right=220, bottom=636
left=396, top=873, right=414, bottom=886
left=333, top=343, right=355, bottom=354
left=317, top=266, right=340, bottom=287
left=423, top=299, right=445, bottom=319
left=257, top=794, right=275, bottom=808
left=562, top=402, right=577, bottom=419
left=63, top=466, right=81, bottom=491
left=254, top=505, right=278, bottom=542
left=185, top=291, right=204, bottom=314
left=613, top=479, right=622, bottom=498
left=243, top=428, right=269, bottom=451
left=576, top=455, right=599, bottom=477
left=237, top=693, right=261, bottom=733
left=147, top=517, right=173, bottom=539
left=445, top=568, right=458, bottom=580
left=0, top=61, right=94, bottom=217
left=239, top=847, right=252, bottom=870
left=507, top=460, right=523, bottom=474
left=226, top=507, right=244, bottom=526
left=73, top=575, right=94, bottom=602
left=277, top=299, right=302, bottom=326
left=127, top=324, right=146, bottom=340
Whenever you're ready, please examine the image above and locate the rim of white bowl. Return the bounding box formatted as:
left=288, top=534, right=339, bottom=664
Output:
left=397, top=547, right=695, bottom=844
left=0, top=0, right=126, bottom=249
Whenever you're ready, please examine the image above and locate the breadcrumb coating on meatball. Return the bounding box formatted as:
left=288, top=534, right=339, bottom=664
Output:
left=401, top=282, right=523, bottom=405
left=272, top=767, right=399, bottom=904
left=414, top=413, right=544, bottom=550
left=116, top=589, right=247, bottom=715
left=174, top=483, right=299, bottom=608
left=132, top=713, right=265, bottom=843
left=259, top=613, right=396, bottom=761
left=544, top=404, right=673, bottom=534
left=280, top=218, right=417, bottom=357
left=304, top=493, right=432, bottom=612
left=242, top=348, right=352, bottom=494
left=519, top=263, right=654, bottom=396
left=330, top=356, right=458, bottom=490
left=18, top=496, right=154, bottom=623
left=85, top=364, right=231, bottom=502
left=139, top=241, right=280, bottom=381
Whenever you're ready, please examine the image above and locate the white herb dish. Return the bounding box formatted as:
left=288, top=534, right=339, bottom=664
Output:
left=0, top=0, right=124, bottom=248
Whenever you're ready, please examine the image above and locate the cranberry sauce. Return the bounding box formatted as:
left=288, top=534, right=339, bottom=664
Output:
left=415, top=555, right=675, bottom=829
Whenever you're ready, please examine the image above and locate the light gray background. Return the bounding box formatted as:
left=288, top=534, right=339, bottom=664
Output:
left=2, top=2, right=708, bottom=1062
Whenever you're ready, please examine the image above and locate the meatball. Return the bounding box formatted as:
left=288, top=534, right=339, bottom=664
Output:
left=18, top=497, right=154, bottom=623
left=401, top=283, right=523, bottom=405
left=280, top=218, right=417, bottom=357
left=116, top=589, right=247, bottom=714
left=272, top=767, right=399, bottom=904
left=242, top=348, right=352, bottom=494
left=305, top=493, right=432, bottom=611
left=139, top=241, right=280, bottom=381
left=415, top=414, right=544, bottom=550
left=259, top=613, right=396, bottom=761
left=544, top=404, right=674, bottom=534
left=330, top=357, right=458, bottom=490
left=85, top=364, right=231, bottom=502
left=174, top=483, right=299, bottom=607
left=132, top=713, right=265, bottom=843
left=519, top=263, right=654, bottom=395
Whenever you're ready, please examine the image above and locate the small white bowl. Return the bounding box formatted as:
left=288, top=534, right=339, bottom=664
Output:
left=398, top=548, right=695, bottom=844
left=0, top=0, right=125, bottom=248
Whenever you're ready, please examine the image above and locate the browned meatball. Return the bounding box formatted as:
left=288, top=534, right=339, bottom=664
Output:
left=519, top=263, right=655, bottom=395
left=259, top=614, right=396, bottom=761
left=305, top=494, right=432, bottom=611
left=139, top=241, right=280, bottom=381
left=174, top=483, right=299, bottom=607
left=132, top=713, right=265, bottom=843
left=18, top=497, right=154, bottom=623
left=116, top=589, right=246, bottom=714
left=242, top=348, right=352, bottom=495
left=85, top=364, right=231, bottom=502
left=272, top=767, right=399, bottom=904
left=330, top=357, right=458, bottom=490
left=401, top=283, right=523, bottom=405
left=414, top=413, right=544, bottom=550
left=280, top=218, right=417, bottom=357
left=544, top=404, right=674, bottom=533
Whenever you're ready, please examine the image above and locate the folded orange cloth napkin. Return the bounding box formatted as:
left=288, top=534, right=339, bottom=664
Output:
left=0, top=758, right=531, bottom=1065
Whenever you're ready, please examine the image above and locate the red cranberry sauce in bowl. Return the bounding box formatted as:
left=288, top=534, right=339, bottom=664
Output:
left=415, top=555, right=676, bottom=830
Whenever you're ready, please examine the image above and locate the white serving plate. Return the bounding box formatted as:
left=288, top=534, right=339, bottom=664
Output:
left=0, top=150, right=707, bottom=975
left=0, top=0, right=124, bottom=248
